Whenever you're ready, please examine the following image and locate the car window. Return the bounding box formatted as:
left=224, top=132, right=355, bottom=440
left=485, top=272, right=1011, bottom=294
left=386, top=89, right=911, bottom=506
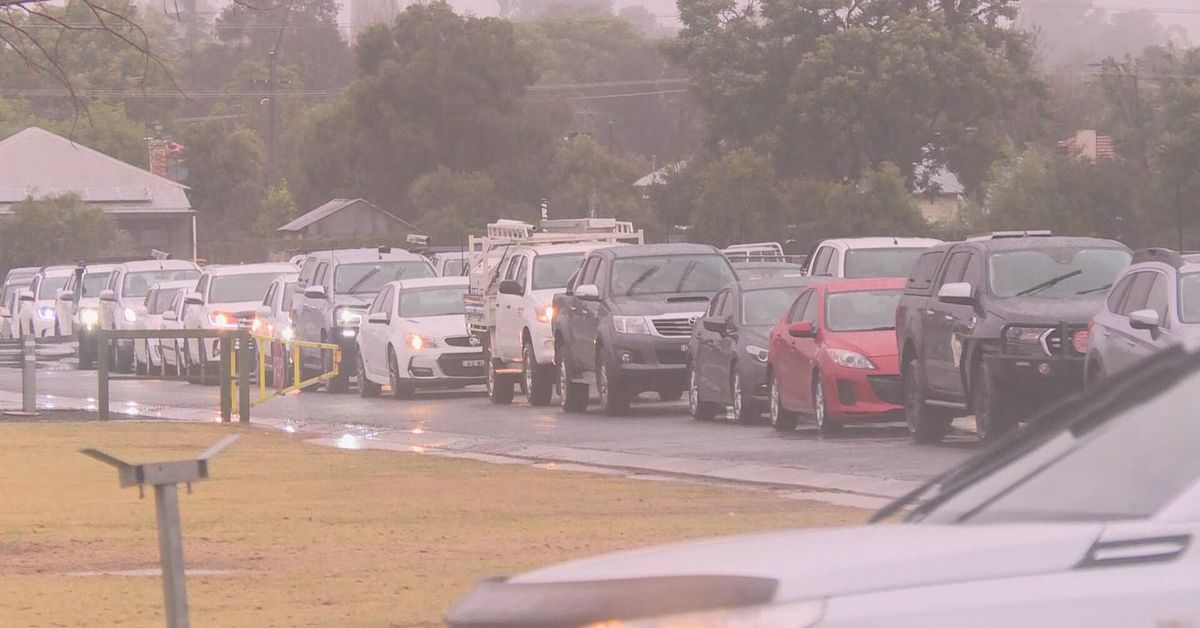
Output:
left=988, top=248, right=1132, bottom=299
left=262, top=283, right=276, bottom=307
left=313, top=263, right=329, bottom=288
left=368, top=288, right=388, bottom=315
left=788, top=291, right=812, bottom=323
left=298, top=257, right=317, bottom=286
left=210, top=273, right=279, bottom=303
left=1145, top=274, right=1169, bottom=323
left=281, top=282, right=296, bottom=312
left=743, top=287, right=806, bottom=327
left=39, top=275, right=68, bottom=298
left=1107, top=273, right=1136, bottom=313
left=610, top=255, right=736, bottom=296
left=801, top=290, right=820, bottom=323
left=825, top=289, right=903, bottom=332
left=195, top=275, right=210, bottom=298
left=1119, top=272, right=1155, bottom=316
left=1181, top=273, right=1200, bottom=324
left=334, top=262, right=435, bottom=295
left=169, top=292, right=183, bottom=315
left=843, top=248, right=928, bottom=279
left=906, top=251, right=947, bottom=294
left=810, top=247, right=833, bottom=276
left=81, top=272, right=111, bottom=298
left=531, top=253, right=584, bottom=291
left=939, top=251, right=971, bottom=286
left=707, top=290, right=726, bottom=317
left=397, top=286, right=467, bottom=317
left=579, top=257, right=600, bottom=286
left=514, top=256, right=529, bottom=285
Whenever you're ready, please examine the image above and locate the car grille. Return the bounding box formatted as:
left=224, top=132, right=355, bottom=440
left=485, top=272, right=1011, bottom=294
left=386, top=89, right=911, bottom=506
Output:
left=437, top=353, right=485, bottom=377
left=655, top=349, right=687, bottom=365
left=443, top=336, right=476, bottom=348
left=651, top=317, right=696, bottom=337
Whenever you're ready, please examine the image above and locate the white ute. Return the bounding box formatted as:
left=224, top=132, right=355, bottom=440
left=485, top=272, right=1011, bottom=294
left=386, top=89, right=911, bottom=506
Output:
left=465, top=219, right=643, bottom=405
left=802, top=237, right=942, bottom=278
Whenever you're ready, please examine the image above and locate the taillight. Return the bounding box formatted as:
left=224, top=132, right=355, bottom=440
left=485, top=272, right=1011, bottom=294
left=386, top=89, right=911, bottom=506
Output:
left=1072, top=329, right=1089, bottom=354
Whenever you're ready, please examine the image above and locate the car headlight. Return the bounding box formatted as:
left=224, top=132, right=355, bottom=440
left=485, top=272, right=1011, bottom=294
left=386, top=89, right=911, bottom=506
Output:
left=827, top=348, right=876, bottom=369
left=613, top=315, right=651, bottom=335
left=745, top=345, right=769, bottom=363
left=536, top=304, right=555, bottom=324
left=37, top=306, right=56, bottom=321
left=591, top=598, right=824, bottom=628
left=123, top=307, right=138, bottom=323
left=1004, top=326, right=1052, bottom=354
left=208, top=311, right=237, bottom=328
left=80, top=308, right=99, bottom=327
left=336, top=308, right=364, bottom=326
left=404, top=333, right=437, bottom=351
left=281, top=326, right=294, bottom=340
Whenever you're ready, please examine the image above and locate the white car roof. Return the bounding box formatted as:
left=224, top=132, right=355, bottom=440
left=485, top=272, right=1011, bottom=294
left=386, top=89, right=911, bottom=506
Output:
left=82, top=264, right=117, bottom=274
left=119, top=259, right=200, bottom=272
left=821, top=237, right=943, bottom=249
left=205, top=263, right=298, bottom=277
left=149, top=280, right=197, bottom=291
left=41, top=265, right=76, bottom=277
left=522, top=242, right=622, bottom=256
left=392, top=277, right=469, bottom=291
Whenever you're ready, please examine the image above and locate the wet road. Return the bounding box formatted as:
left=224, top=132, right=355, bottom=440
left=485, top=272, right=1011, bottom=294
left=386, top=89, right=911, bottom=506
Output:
left=0, top=368, right=977, bottom=485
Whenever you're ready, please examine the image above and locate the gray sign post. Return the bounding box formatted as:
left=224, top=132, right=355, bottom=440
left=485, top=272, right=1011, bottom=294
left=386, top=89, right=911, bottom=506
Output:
left=81, top=435, right=240, bottom=628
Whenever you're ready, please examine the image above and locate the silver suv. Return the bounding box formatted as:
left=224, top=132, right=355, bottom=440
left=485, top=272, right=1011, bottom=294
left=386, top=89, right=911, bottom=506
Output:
left=290, top=247, right=436, bottom=392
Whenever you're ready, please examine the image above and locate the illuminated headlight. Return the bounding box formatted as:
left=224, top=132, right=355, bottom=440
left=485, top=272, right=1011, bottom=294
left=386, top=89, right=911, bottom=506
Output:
left=827, top=348, right=876, bottom=369
left=208, top=311, right=237, bottom=328
left=37, top=306, right=56, bottom=321
left=122, top=307, right=138, bottom=323
left=536, top=304, right=555, bottom=324
left=590, top=598, right=824, bottom=628
left=281, top=326, right=294, bottom=340
left=404, top=333, right=437, bottom=351
left=79, top=308, right=99, bottom=327
left=1004, top=326, right=1052, bottom=354
left=613, top=315, right=651, bottom=335
left=336, top=308, right=364, bottom=326
left=341, top=328, right=357, bottom=338
left=745, top=345, right=769, bottom=363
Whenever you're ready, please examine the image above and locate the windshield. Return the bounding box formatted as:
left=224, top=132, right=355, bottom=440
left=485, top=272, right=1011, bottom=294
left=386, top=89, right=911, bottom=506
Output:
left=743, top=287, right=805, bottom=326
left=611, top=255, right=736, bottom=296
left=825, top=289, right=902, bottom=332
left=441, top=258, right=466, bottom=276
left=988, top=248, right=1131, bottom=298
left=210, top=273, right=279, bottom=303
left=81, top=273, right=111, bottom=298
left=124, top=270, right=199, bottom=298
left=398, top=286, right=467, bottom=318
left=843, top=248, right=927, bottom=279
left=1181, top=273, right=1200, bottom=323
left=335, top=262, right=435, bottom=295
left=532, top=253, right=584, bottom=291
left=151, top=289, right=178, bottom=314
left=281, top=282, right=296, bottom=311
left=38, top=276, right=69, bottom=299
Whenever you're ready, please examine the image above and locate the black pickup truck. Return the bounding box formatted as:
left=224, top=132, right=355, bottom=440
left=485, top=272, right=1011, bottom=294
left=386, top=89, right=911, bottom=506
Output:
left=895, top=233, right=1131, bottom=443
left=553, top=244, right=737, bottom=415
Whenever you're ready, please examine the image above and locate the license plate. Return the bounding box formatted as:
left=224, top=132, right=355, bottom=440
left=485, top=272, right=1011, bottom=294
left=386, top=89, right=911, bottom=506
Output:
left=462, top=359, right=485, bottom=368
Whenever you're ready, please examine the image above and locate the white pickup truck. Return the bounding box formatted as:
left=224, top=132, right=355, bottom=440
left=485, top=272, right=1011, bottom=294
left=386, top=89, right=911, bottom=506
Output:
left=465, top=219, right=643, bottom=406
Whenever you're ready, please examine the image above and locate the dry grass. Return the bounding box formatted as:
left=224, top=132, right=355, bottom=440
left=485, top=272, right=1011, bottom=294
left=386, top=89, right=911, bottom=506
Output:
left=0, top=421, right=867, bottom=627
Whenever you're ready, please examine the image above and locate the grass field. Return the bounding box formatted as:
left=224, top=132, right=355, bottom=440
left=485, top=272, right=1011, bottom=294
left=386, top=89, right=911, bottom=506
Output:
left=0, top=421, right=867, bottom=627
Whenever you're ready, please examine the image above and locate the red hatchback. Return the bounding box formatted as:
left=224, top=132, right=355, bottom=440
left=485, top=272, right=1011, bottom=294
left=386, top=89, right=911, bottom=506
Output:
left=767, top=277, right=905, bottom=434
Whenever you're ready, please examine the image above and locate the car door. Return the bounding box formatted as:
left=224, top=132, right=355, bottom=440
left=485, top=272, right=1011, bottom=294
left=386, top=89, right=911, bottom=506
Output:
left=713, top=289, right=741, bottom=402
left=1108, top=271, right=1160, bottom=374
left=927, top=249, right=973, bottom=397
left=1091, top=273, right=1137, bottom=375
left=694, top=289, right=728, bottom=400
left=495, top=253, right=527, bottom=360
left=791, top=288, right=823, bottom=411
left=773, top=290, right=812, bottom=407
left=569, top=256, right=602, bottom=370
left=360, top=286, right=390, bottom=378
left=303, top=262, right=329, bottom=343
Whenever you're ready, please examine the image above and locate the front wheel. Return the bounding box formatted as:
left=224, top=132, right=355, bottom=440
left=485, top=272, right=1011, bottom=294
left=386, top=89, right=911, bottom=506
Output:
left=813, top=372, right=842, bottom=436
left=523, top=342, right=554, bottom=406
left=904, top=357, right=953, bottom=444
left=732, top=369, right=759, bottom=424
left=388, top=348, right=414, bottom=399
left=558, top=347, right=588, bottom=413
left=973, top=362, right=1016, bottom=442
left=769, top=374, right=798, bottom=432
left=486, top=349, right=514, bottom=405
left=358, top=355, right=381, bottom=398
left=689, top=367, right=719, bottom=421
left=597, top=350, right=630, bottom=416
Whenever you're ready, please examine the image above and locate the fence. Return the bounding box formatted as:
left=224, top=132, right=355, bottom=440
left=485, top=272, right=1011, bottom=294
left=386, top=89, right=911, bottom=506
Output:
left=0, top=336, right=77, bottom=412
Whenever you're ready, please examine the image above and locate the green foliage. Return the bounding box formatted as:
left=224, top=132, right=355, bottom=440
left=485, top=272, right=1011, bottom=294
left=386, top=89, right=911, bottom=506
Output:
left=254, top=183, right=299, bottom=236
left=778, top=163, right=931, bottom=248
left=0, top=195, right=126, bottom=269
left=548, top=135, right=650, bottom=224
left=690, top=148, right=773, bottom=247
left=411, top=168, right=515, bottom=246
left=0, top=99, right=146, bottom=167
left=182, top=122, right=266, bottom=243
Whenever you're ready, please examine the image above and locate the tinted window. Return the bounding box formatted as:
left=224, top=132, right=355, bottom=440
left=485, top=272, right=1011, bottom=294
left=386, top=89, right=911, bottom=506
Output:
left=810, top=248, right=833, bottom=276
left=37, top=276, right=68, bottom=298
left=152, top=289, right=177, bottom=314
left=1107, top=274, right=1135, bottom=313
left=844, top=248, right=928, bottom=279
left=825, top=289, right=903, bottom=332
left=940, top=251, right=971, bottom=285
left=788, top=292, right=812, bottom=323
left=906, top=251, right=946, bottom=293
left=81, top=272, right=111, bottom=298
left=313, top=263, right=329, bottom=287
left=610, top=255, right=736, bottom=296
left=210, top=273, right=278, bottom=303
left=707, top=291, right=726, bottom=317
left=334, top=262, right=435, bottom=295
left=1181, top=273, right=1200, bottom=324
left=397, top=286, right=467, bottom=317
left=1146, top=275, right=1169, bottom=322
left=281, top=282, right=296, bottom=311
left=743, top=287, right=806, bottom=326
left=532, top=253, right=584, bottom=291
left=442, top=258, right=466, bottom=276
left=580, top=257, right=600, bottom=285
left=124, top=270, right=199, bottom=298
left=988, top=248, right=1131, bottom=299
left=801, top=291, right=820, bottom=323
left=1119, top=272, right=1155, bottom=316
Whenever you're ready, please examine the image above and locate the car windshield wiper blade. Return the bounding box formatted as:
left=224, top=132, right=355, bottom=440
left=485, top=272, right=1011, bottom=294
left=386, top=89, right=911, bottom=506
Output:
left=625, top=266, right=660, bottom=295
left=1076, top=282, right=1113, bottom=295
left=346, top=267, right=381, bottom=294
left=1015, top=269, right=1083, bottom=297
left=674, top=261, right=697, bottom=292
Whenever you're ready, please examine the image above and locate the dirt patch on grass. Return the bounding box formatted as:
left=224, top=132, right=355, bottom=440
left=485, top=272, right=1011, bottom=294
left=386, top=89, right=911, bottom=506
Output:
left=0, top=421, right=868, bottom=627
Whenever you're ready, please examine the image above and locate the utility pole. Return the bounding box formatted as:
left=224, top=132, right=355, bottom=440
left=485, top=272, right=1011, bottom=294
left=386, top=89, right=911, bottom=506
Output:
left=266, top=49, right=278, bottom=186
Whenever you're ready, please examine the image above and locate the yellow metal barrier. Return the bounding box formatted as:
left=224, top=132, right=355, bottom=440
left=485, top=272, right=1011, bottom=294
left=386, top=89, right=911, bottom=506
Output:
left=237, top=334, right=342, bottom=406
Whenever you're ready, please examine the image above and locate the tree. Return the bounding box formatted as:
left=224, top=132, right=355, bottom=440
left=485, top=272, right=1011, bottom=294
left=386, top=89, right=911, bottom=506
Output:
left=778, top=163, right=931, bottom=249
left=0, top=195, right=126, bottom=269
left=410, top=168, right=514, bottom=245
left=0, top=98, right=147, bottom=167
left=547, top=135, right=650, bottom=224
left=254, top=182, right=299, bottom=236
left=181, top=122, right=267, bottom=244
left=690, top=148, right=773, bottom=247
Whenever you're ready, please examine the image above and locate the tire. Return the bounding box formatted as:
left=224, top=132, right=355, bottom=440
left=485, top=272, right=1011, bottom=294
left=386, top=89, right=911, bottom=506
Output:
left=597, top=349, right=630, bottom=416
left=135, top=341, right=149, bottom=376
left=116, top=340, right=134, bottom=374
left=973, top=362, right=1016, bottom=442
left=388, top=347, right=414, bottom=399
left=813, top=372, right=842, bottom=436
left=486, top=348, right=514, bottom=405
left=77, top=334, right=94, bottom=370
left=558, top=345, right=588, bottom=413
left=769, top=374, right=798, bottom=432
left=657, top=388, right=684, bottom=402
left=358, top=354, right=381, bottom=398
left=523, top=341, right=554, bottom=406
left=731, top=368, right=759, bottom=424
left=325, top=347, right=350, bottom=393
left=688, top=366, right=719, bottom=421
left=904, top=357, right=953, bottom=444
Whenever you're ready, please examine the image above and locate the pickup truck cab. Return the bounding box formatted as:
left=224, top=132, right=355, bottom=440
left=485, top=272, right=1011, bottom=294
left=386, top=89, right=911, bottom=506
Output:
left=803, top=237, right=942, bottom=278
left=553, top=243, right=737, bottom=415
left=291, top=247, right=436, bottom=392
left=896, top=232, right=1130, bottom=443
left=99, top=259, right=201, bottom=372
left=55, top=263, right=117, bottom=368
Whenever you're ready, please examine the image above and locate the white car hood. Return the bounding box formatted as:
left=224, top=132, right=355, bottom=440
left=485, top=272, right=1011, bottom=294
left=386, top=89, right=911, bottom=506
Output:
left=511, top=523, right=1103, bottom=601
left=398, top=314, right=469, bottom=339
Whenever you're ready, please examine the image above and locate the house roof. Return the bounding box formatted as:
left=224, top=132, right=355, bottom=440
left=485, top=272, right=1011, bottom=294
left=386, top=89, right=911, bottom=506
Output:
left=277, top=198, right=420, bottom=233
left=0, top=127, right=192, bottom=214
left=913, top=165, right=965, bottom=196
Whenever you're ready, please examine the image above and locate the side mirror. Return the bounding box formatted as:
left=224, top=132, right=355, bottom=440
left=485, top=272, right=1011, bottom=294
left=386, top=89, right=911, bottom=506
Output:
left=498, top=280, right=524, bottom=296
left=58, top=290, right=75, bottom=302
left=702, top=317, right=727, bottom=335
left=1129, top=309, right=1161, bottom=331
left=368, top=311, right=389, bottom=325
left=575, top=284, right=600, bottom=301
left=304, top=285, right=327, bottom=300
left=99, top=289, right=116, bottom=302
left=162, top=310, right=178, bottom=322
left=937, top=282, right=975, bottom=306
left=788, top=321, right=817, bottom=338
left=184, top=292, right=204, bottom=305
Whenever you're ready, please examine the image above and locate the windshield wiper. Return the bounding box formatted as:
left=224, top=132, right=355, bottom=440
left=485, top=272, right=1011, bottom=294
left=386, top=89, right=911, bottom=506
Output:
left=1015, top=269, right=1083, bottom=297
left=1076, top=282, right=1113, bottom=295
left=674, top=260, right=697, bottom=292
left=346, top=267, right=381, bottom=294
left=625, top=266, right=660, bottom=295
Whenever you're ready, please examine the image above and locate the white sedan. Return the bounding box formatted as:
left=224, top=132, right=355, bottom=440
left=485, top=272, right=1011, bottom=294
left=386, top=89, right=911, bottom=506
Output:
left=447, top=345, right=1200, bottom=628
left=356, top=277, right=485, bottom=398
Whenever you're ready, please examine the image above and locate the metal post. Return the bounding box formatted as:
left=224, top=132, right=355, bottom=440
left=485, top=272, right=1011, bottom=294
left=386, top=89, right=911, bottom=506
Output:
left=21, top=335, right=35, bottom=412
left=219, top=336, right=232, bottom=423
left=154, top=483, right=190, bottom=628
left=237, top=333, right=251, bottom=423
left=98, top=330, right=110, bottom=420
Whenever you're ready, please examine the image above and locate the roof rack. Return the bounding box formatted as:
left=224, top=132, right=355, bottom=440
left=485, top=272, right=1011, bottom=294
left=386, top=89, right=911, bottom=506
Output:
left=967, top=230, right=1053, bottom=241
left=1132, top=247, right=1187, bottom=268
left=722, top=242, right=787, bottom=263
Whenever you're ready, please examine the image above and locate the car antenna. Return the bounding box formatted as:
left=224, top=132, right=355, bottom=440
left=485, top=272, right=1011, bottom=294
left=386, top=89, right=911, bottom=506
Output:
left=892, top=236, right=898, bottom=245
